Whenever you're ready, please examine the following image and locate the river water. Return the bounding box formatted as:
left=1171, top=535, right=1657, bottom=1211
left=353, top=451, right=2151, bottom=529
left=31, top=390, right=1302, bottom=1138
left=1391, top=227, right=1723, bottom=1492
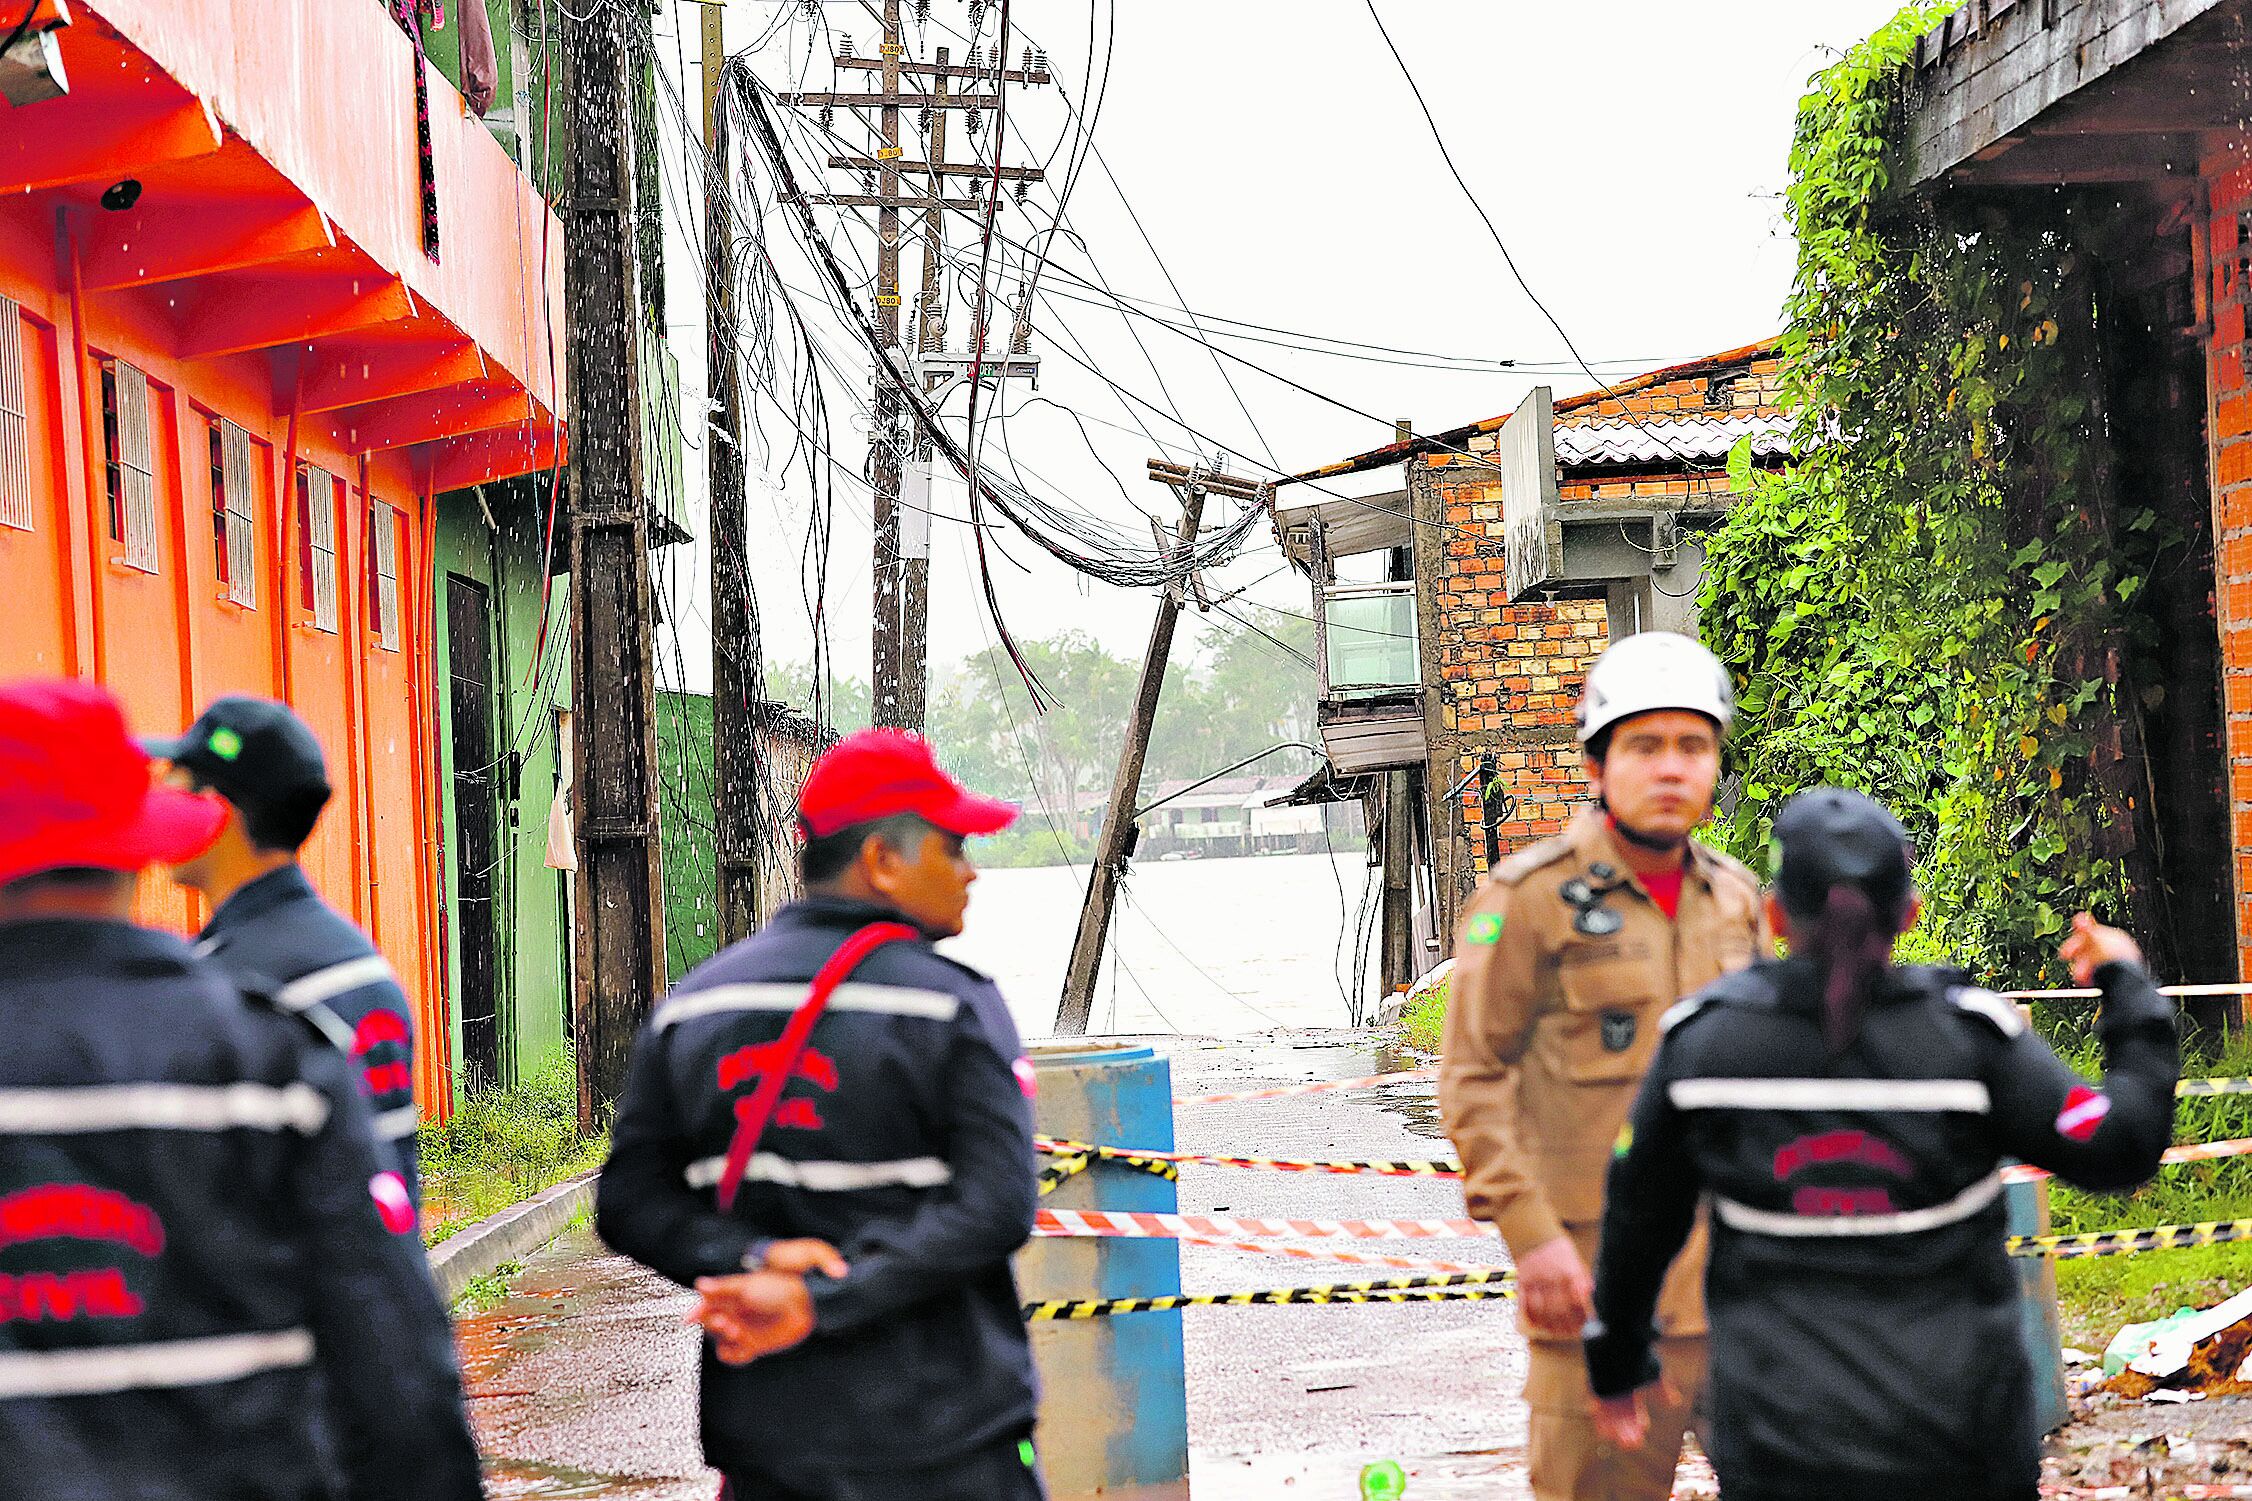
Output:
left=942, top=849, right=1383, bottom=1041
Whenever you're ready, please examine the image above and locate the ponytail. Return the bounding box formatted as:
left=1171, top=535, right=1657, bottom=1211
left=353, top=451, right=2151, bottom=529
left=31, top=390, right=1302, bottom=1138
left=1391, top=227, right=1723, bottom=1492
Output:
left=1801, top=885, right=1898, bottom=1053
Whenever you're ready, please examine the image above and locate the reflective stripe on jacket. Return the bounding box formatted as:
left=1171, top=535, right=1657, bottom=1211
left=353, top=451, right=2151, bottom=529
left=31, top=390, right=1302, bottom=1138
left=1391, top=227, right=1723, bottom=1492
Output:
left=1586, top=956, right=2178, bottom=1501
left=597, top=894, right=1039, bottom=1478
left=198, top=865, right=422, bottom=1206
left=0, top=916, right=480, bottom=1501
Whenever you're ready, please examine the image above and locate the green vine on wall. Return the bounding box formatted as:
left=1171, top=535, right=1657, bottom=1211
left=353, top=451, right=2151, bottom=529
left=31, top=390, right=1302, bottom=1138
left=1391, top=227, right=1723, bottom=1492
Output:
left=1702, top=1, right=2185, bottom=987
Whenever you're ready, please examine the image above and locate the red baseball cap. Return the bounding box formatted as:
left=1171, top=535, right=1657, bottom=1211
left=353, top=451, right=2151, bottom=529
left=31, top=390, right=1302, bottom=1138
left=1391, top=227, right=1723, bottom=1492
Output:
left=797, top=728, right=1018, bottom=840
left=0, top=679, right=227, bottom=888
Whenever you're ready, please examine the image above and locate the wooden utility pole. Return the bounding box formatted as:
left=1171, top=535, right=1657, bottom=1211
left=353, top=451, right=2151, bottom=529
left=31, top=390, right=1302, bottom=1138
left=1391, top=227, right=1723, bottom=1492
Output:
left=706, top=11, right=764, bottom=945
left=562, top=0, right=667, bottom=1124
left=780, top=30, right=1051, bottom=731
left=1378, top=413, right=1417, bottom=995
left=868, top=0, right=908, bottom=728
left=1056, top=460, right=1268, bottom=1035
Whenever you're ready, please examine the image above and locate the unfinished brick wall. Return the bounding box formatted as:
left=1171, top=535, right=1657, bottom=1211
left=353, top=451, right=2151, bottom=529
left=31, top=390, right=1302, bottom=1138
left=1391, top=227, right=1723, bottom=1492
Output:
left=1407, top=343, right=1786, bottom=938
left=2205, top=166, right=2252, bottom=976
left=1412, top=458, right=1607, bottom=939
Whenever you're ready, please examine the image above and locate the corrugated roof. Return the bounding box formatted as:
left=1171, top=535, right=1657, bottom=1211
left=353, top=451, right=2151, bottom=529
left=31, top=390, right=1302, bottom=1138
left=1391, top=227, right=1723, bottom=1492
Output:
left=1552, top=411, right=1792, bottom=467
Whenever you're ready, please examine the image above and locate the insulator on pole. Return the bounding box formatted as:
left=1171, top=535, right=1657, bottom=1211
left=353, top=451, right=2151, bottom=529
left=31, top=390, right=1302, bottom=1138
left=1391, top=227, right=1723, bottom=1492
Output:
left=969, top=0, right=986, bottom=32
left=919, top=102, right=933, bottom=132
left=966, top=106, right=982, bottom=135
left=819, top=103, right=835, bottom=129
left=838, top=32, right=854, bottom=57
left=1013, top=178, right=1029, bottom=202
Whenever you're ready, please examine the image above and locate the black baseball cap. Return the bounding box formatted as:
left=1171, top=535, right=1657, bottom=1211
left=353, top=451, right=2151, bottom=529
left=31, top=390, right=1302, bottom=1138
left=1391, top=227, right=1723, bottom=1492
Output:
left=1771, top=787, right=1912, bottom=916
left=144, top=696, right=332, bottom=817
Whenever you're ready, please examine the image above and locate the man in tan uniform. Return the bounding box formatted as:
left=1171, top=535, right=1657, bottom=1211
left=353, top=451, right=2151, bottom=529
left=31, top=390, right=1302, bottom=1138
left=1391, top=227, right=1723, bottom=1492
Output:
left=1440, top=631, right=1766, bottom=1501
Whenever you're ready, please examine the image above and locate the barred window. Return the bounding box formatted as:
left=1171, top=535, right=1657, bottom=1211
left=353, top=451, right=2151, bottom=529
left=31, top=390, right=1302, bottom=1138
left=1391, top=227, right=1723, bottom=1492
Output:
left=296, top=463, right=337, bottom=632
left=209, top=418, right=255, bottom=607
left=366, top=497, right=400, bottom=651
left=0, top=295, right=28, bottom=532
left=101, top=358, right=157, bottom=571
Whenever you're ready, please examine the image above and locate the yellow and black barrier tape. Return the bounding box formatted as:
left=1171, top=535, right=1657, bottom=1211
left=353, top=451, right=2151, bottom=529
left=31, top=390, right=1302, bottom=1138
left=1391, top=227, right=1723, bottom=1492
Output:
left=2178, top=1076, right=2252, bottom=1098
left=1037, top=1154, right=1091, bottom=1197
left=2009, top=1217, right=2252, bottom=1261
left=1035, top=1136, right=1446, bottom=1180
left=1023, top=1268, right=1514, bottom=1321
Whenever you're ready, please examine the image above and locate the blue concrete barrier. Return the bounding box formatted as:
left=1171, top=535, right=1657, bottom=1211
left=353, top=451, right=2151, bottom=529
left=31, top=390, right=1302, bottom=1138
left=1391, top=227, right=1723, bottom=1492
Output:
left=2007, top=1172, right=2068, bottom=1433
left=1020, top=1042, right=1189, bottom=1501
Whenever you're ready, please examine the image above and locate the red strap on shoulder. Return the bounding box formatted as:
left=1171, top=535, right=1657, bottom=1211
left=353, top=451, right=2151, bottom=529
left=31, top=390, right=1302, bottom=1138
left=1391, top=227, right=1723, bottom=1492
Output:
left=713, top=921, right=920, bottom=1212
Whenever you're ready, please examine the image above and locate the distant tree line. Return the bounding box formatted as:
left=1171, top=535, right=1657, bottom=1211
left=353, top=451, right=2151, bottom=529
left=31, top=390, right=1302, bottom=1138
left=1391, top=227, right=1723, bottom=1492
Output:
left=769, top=607, right=1323, bottom=865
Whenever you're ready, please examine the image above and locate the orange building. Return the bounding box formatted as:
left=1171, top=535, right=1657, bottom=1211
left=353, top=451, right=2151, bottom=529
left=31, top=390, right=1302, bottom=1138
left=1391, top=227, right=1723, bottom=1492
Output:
left=0, top=0, right=564, bottom=1119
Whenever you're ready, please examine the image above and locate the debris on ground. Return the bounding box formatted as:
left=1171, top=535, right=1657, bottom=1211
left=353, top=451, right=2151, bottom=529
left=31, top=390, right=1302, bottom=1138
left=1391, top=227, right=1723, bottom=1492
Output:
left=2101, top=1287, right=2252, bottom=1402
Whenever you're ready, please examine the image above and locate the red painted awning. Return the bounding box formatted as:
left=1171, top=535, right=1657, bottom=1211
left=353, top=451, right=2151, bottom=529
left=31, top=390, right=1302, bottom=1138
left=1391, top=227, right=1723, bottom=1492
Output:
left=0, top=0, right=566, bottom=490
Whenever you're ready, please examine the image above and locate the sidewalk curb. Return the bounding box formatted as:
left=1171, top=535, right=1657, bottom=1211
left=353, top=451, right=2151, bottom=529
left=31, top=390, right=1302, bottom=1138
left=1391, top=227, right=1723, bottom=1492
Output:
left=428, top=1169, right=599, bottom=1307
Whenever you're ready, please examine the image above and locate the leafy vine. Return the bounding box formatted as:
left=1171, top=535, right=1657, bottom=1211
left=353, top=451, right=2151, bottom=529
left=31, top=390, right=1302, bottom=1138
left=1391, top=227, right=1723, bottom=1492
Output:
left=1702, top=1, right=2183, bottom=987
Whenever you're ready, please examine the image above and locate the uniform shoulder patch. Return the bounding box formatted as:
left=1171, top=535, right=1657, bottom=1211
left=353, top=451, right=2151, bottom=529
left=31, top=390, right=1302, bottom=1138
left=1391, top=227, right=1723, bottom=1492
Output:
left=1947, top=985, right=2026, bottom=1038
left=1690, top=840, right=1760, bottom=899
left=1487, top=835, right=1574, bottom=889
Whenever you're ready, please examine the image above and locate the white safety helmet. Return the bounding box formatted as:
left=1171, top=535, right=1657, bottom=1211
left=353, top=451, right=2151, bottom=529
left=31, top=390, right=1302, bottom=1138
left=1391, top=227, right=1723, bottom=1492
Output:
left=1574, top=631, right=1735, bottom=746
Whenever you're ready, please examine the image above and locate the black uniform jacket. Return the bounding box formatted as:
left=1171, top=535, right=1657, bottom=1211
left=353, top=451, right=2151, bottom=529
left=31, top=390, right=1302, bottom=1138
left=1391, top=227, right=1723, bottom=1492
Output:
left=1585, top=956, right=2178, bottom=1501
left=199, top=865, right=423, bottom=1207
left=597, top=895, right=1039, bottom=1477
left=0, top=917, right=481, bottom=1501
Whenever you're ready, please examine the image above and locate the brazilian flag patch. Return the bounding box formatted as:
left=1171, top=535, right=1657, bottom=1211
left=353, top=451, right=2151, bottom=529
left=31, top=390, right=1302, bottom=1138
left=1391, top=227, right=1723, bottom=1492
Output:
left=1019, top=1438, right=1037, bottom=1470
left=207, top=726, right=244, bottom=762
left=1465, top=912, right=1504, bottom=946
left=1613, top=1124, right=1634, bottom=1160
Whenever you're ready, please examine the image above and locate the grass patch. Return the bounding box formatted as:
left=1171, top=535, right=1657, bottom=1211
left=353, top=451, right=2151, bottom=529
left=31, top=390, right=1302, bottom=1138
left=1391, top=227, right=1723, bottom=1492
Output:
left=450, top=1258, right=526, bottom=1316
left=2054, top=1242, right=2252, bottom=1353
left=1399, top=974, right=1448, bottom=1054
left=419, top=1050, right=606, bottom=1249
left=1397, top=972, right=2252, bottom=1346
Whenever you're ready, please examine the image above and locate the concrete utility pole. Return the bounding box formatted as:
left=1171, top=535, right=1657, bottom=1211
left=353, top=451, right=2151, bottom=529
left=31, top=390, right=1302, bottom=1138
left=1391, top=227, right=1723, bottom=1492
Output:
left=705, top=14, right=765, bottom=946
left=780, top=21, right=1050, bottom=730
left=1056, top=460, right=1269, bottom=1035
left=562, top=0, right=668, bottom=1125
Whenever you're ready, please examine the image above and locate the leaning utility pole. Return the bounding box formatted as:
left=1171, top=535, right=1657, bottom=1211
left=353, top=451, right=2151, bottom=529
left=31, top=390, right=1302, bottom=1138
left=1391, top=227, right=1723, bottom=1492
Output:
left=705, top=19, right=765, bottom=945
left=1056, top=460, right=1269, bottom=1035
left=562, top=0, right=668, bottom=1125
left=780, top=15, right=1050, bottom=729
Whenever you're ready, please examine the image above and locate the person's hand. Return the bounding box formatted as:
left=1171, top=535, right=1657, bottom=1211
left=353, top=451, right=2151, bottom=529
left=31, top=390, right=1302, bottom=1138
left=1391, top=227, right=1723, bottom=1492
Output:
left=1589, top=1377, right=1676, bottom=1450
left=686, top=1270, right=815, bottom=1364
left=762, top=1238, right=848, bottom=1279
left=1513, top=1235, right=1593, bottom=1339
left=2061, top=912, right=2142, bottom=987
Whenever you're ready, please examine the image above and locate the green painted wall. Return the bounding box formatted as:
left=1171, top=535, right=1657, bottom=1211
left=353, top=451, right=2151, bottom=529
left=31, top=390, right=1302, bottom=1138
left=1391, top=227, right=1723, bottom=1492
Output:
left=655, top=689, right=722, bottom=983
left=432, top=481, right=573, bottom=1097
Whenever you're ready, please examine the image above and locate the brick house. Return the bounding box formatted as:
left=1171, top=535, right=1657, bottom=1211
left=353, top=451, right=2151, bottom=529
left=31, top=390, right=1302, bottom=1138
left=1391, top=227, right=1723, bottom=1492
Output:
left=1272, top=342, right=1785, bottom=986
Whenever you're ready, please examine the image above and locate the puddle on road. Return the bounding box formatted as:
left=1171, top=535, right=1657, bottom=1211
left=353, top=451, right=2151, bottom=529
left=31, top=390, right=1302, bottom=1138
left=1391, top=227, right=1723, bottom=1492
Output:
left=1192, top=1448, right=1531, bottom=1501
left=483, top=1458, right=692, bottom=1501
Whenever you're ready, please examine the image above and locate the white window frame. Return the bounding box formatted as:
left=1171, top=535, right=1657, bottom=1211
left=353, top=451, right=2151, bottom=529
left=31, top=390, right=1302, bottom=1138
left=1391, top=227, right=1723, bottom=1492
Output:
left=216, top=418, right=255, bottom=608
left=301, top=464, right=337, bottom=633
left=0, top=295, right=27, bottom=533
left=370, top=498, right=400, bottom=651
left=107, top=359, right=157, bottom=572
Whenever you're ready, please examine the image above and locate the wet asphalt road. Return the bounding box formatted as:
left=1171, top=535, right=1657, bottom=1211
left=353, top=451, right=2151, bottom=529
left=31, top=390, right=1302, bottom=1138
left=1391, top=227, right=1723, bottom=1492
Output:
left=459, top=1030, right=1716, bottom=1498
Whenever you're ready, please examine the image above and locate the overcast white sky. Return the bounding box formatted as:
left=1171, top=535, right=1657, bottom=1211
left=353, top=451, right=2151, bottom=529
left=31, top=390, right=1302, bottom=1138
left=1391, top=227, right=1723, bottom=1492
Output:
left=642, top=1, right=1906, bottom=698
